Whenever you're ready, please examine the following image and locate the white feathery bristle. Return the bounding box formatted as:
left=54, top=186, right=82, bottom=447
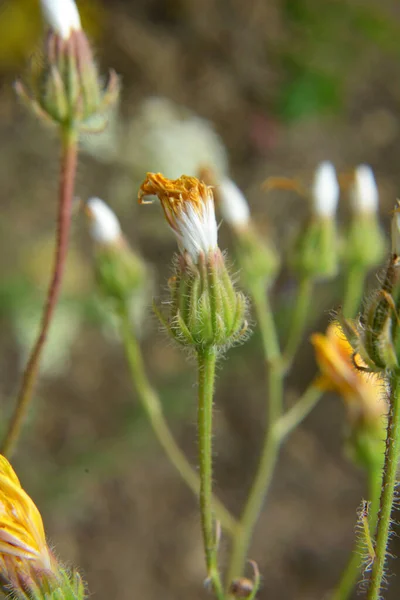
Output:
left=175, top=191, right=218, bottom=262
left=391, top=208, right=400, bottom=256
left=86, top=197, right=122, bottom=245
left=40, top=0, right=81, bottom=39
left=351, top=164, right=379, bottom=214
left=218, top=178, right=250, bottom=227
left=312, top=161, right=340, bottom=218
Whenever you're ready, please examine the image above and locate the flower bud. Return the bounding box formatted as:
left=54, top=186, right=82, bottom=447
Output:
left=138, top=173, right=248, bottom=351
left=85, top=198, right=147, bottom=308
left=16, top=1, right=119, bottom=132
left=343, top=204, right=400, bottom=372
left=343, top=165, right=386, bottom=271
left=0, top=455, right=85, bottom=600
left=40, top=0, right=81, bottom=39
left=289, top=162, right=339, bottom=280
left=215, top=177, right=280, bottom=289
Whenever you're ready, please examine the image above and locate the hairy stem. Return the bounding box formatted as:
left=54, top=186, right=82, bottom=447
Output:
left=331, top=463, right=382, bottom=600
left=226, top=285, right=283, bottom=587
left=1, top=129, right=78, bottom=457
left=119, top=307, right=237, bottom=536
left=367, top=371, right=400, bottom=600
left=197, top=346, right=224, bottom=599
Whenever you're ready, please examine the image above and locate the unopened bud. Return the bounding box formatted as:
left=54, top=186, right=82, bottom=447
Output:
left=85, top=198, right=146, bottom=307
left=213, top=176, right=279, bottom=288
left=351, top=165, right=379, bottom=214
left=138, top=173, right=248, bottom=350
left=229, top=578, right=254, bottom=598
left=343, top=165, right=386, bottom=272
left=348, top=205, right=400, bottom=371
left=40, top=0, right=81, bottom=39
left=289, top=162, right=339, bottom=280
left=312, top=161, right=340, bottom=218
left=218, top=178, right=251, bottom=228
left=16, top=1, right=119, bottom=132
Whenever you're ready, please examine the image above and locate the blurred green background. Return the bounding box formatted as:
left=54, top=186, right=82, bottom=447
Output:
left=0, top=0, right=400, bottom=598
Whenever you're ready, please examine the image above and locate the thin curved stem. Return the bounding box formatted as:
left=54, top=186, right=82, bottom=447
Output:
left=119, top=307, right=237, bottom=536
left=367, top=371, right=400, bottom=600
left=226, top=285, right=283, bottom=588
left=197, top=346, right=225, bottom=599
left=283, top=277, right=313, bottom=368
left=275, top=383, right=322, bottom=441
left=1, top=129, right=78, bottom=457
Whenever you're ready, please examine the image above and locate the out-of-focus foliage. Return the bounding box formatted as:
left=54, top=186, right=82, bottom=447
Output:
left=279, top=0, right=400, bottom=121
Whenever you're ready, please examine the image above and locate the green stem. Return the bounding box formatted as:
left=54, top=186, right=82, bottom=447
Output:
left=226, top=285, right=283, bottom=587
left=331, top=463, right=382, bottom=600
left=1, top=128, right=78, bottom=457
left=367, top=371, right=400, bottom=600
left=197, top=346, right=224, bottom=599
left=283, top=277, right=313, bottom=367
left=342, top=266, right=366, bottom=319
left=275, top=384, right=322, bottom=441
left=119, top=308, right=237, bottom=536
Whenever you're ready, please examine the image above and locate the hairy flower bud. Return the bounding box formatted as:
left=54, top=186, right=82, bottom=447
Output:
left=342, top=204, right=400, bottom=372
left=215, top=177, right=280, bottom=288
left=343, top=165, right=386, bottom=271
left=16, top=1, right=119, bottom=132
left=289, top=162, right=339, bottom=280
left=138, top=173, right=248, bottom=350
left=85, top=198, right=147, bottom=308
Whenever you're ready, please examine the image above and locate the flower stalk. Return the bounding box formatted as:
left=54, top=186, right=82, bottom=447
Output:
left=1, top=130, right=78, bottom=457
left=197, top=346, right=225, bottom=599
left=118, top=303, right=238, bottom=535
left=367, top=370, right=400, bottom=600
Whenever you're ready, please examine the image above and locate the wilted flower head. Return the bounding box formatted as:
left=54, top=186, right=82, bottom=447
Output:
left=312, top=161, right=340, bottom=218
left=138, top=173, right=248, bottom=350
left=85, top=197, right=122, bottom=246
left=40, top=0, right=81, bottom=39
left=311, top=323, right=386, bottom=426
left=350, top=165, right=379, bottom=214
left=138, top=173, right=218, bottom=263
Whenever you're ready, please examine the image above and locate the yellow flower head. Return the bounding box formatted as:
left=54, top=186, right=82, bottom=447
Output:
left=138, top=173, right=218, bottom=262
left=0, top=456, right=51, bottom=571
left=311, top=322, right=386, bottom=425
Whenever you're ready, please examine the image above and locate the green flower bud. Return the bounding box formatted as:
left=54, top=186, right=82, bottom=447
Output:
left=289, top=162, right=339, bottom=280
left=16, top=2, right=119, bottom=132
left=215, top=177, right=280, bottom=289
left=343, top=165, right=386, bottom=270
left=85, top=198, right=147, bottom=309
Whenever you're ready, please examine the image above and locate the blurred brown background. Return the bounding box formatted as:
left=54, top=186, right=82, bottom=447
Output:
left=0, top=0, right=400, bottom=598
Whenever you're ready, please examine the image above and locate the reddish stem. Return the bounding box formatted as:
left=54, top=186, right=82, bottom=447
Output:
left=1, top=131, right=78, bottom=457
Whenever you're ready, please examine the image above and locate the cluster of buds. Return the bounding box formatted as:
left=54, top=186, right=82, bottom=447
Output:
left=343, top=164, right=386, bottom=271
left=341, top=204, right=400, bottom=373
left=17, top=0, right=119, bottom=132
left=84, top=197, right=147, bottom=311
left=0, top=455, right=85, bottom=600
left=311, top=323, right=387, bottom=469
left=289, top=161, right=340, bottom=280
left=138, top=173, right=248, bottom=351
left=208, top=172, right=280, bottom=290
